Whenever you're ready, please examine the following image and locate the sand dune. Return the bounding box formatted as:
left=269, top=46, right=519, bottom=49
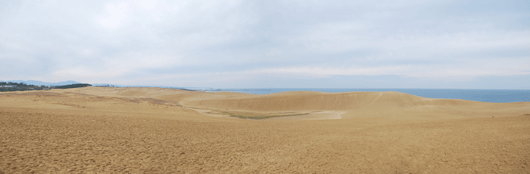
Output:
left=187, top=90, right=463, bottom=111
left=185, top=90, right=528, bottom=120
left=1, top=87, right=529, bottom=173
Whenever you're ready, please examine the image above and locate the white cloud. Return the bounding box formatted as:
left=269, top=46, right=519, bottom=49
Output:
left=53, top=67, right=128, bottom=78
left=106, top=54, right=180, bottom=70
left=1, top=0, right=529, bottom=88
left=136, top=0, right=157, bottom=10
left=250, top=66, right=408, bottom=77
left=247, top=64, right=530, bottom=79
left=99, top=2, right=129, bottom=29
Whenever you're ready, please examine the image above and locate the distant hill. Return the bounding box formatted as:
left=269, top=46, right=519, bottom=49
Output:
left=2, top=80, right=200, bottom=91
left=3, top=80, right=81, bottom=86
left=1, top=81, right=91, bottom=92
left=92, top=83, right=126, bottom=87
left=92, top=83, right=199, bottom=90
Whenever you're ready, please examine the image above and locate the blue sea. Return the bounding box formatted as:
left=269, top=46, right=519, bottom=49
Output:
left=203, top=88, right=530, bottom=103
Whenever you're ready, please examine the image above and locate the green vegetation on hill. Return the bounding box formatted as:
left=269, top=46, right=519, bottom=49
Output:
left=220, top=111, right=309, bottom=120
left=0, top=82, right=91, bottom=92
left=53, top=83, right=91, bottom=89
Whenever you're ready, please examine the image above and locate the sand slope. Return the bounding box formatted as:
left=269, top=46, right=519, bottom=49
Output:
left=1, top=87, right=529, bottom=173
left=186, top=90, right=529, bottom=120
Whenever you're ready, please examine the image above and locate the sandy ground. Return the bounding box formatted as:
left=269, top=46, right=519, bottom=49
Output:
left=1, top=87, right=529, bottom=173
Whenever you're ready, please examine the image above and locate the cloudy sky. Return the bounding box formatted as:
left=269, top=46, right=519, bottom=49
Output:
left=1, top=0, right=529, bottom=89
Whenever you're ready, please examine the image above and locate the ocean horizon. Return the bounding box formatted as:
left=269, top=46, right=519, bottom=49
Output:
left=201, top=88, right=530, bottom=103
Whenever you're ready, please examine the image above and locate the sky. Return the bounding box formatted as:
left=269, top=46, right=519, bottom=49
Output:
left=0, top=0, right=529, bottom=89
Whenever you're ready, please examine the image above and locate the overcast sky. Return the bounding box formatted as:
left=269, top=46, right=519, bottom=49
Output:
left=1, top=0, right=529, bottom=89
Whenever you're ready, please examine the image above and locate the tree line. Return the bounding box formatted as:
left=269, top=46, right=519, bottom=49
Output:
left=0, top=82, right=91, bottom=92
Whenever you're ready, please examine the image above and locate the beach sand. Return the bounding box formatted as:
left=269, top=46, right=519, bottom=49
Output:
left=1, top=87, right=529, bottom=173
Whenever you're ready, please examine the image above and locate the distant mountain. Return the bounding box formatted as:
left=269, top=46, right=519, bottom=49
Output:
left=1, top=80, right=82, bottom=86
left=92, top=83, right=126, bottom=87
left=91, top=83, right=198, bottom=90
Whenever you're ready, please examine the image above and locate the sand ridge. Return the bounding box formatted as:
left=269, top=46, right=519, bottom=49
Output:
left=1, top=87, right=530, bottom=173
